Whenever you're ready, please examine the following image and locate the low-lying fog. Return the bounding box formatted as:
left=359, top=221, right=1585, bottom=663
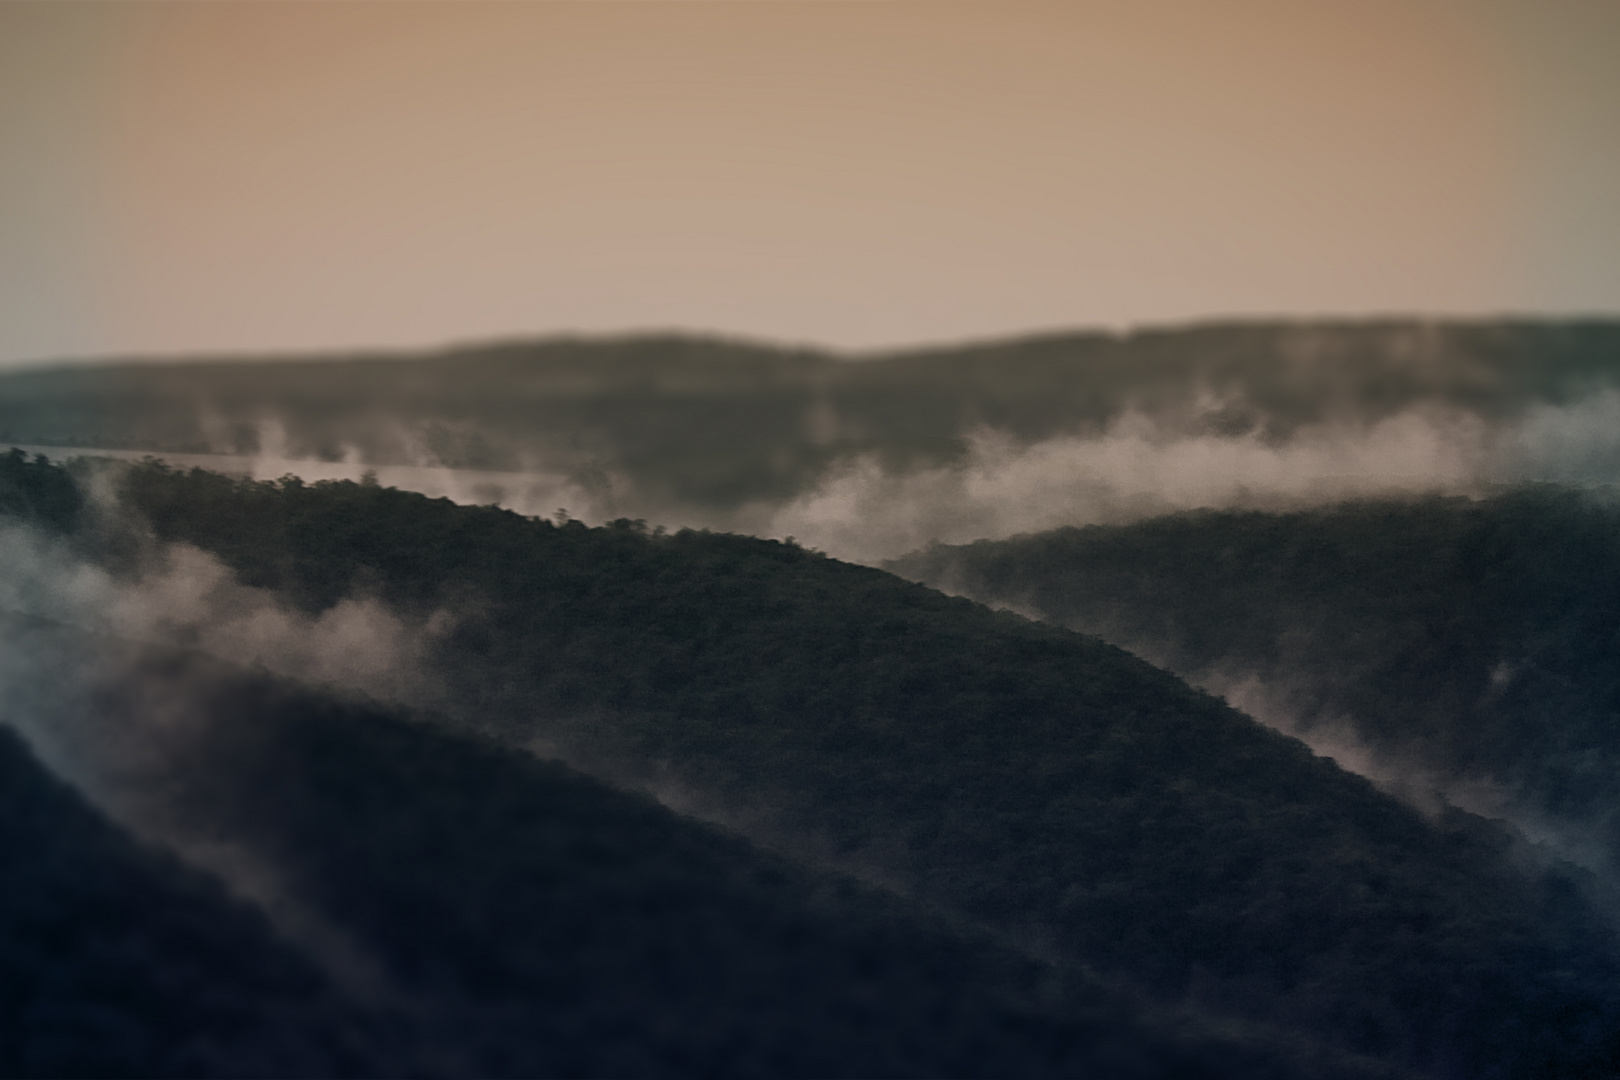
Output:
left=17, top=386, right=1620, bottom=565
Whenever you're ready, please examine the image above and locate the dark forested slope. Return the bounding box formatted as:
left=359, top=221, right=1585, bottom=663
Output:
left=0, top=718, right=383, bottom=1078
left=2, top=453, right=1607, bottom=1077
left=887, top=488, right=1620, bottom=875
left=1, top=618, right=1308, bottom=1080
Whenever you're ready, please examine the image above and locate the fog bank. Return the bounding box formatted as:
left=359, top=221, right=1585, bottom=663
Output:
left=15, top=386, right=1620, bottom=567
left=753, top=392, right=1620, bottom=562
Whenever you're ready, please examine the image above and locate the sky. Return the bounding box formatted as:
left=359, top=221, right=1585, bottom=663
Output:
left=2, top=0, right=1617, bottom=367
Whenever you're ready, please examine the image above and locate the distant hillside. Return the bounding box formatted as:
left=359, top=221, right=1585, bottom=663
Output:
left=3, top=321, right=1618, bottom=529
left=6, top=452, right=1616, bottom=1077
left=887, top=487, right=1620, bottom=882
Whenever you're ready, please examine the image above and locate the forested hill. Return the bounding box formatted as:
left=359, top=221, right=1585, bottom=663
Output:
left=886, top=487, right=1620, bottom=878
left=5, top=450, right=1620, bottom=1077
left=2, top=319, right=1617, bottom=510
left=5, top=617, right=1288, bottom=1079
left=0, top=717, right=384, bottom=1078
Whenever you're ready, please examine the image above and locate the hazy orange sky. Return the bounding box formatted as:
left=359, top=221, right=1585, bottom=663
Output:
left=2, top=0, right=1617, bottom=366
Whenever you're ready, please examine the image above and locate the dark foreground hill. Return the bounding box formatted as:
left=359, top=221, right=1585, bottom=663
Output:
left=886, top=488, right=1620, bottom=879
left=0, top=719, right=385, bottom=1078
left=2, top=319, right=1617, bottom=513
left=2, top=617, right=1299, bottom=1079
left=4, top=452, right=1616, bottom=1077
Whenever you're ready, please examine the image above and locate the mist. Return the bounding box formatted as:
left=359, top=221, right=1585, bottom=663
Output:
left=0, top=516, right=442, bottom=703
left=747, top=407, right=1487, bottom=562
left=15, top=384, right=1620, bottom=569
left=0, top=506, right=458, bottom=995
left=749, top=392, right=1620, bottom=562
left=1203, top=669, right=1620, bottom=889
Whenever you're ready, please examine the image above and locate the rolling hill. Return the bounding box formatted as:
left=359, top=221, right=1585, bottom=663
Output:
left=0, top=708, right=385, bottom=1078
left=887, top=488, right=1620, bottom=883
left=7, top=615, right=1303, bottom=1078
left=3, top=450, right=1614, bottom=1076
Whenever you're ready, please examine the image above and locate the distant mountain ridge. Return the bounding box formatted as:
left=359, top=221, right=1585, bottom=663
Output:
left=2, top=320, right=1617, bottom=521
